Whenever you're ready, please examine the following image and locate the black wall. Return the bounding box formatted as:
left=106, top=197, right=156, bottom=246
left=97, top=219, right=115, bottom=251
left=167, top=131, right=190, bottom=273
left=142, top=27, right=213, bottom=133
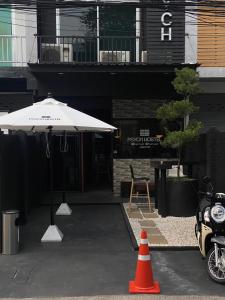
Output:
left=183, top=129, right=225, bottom=193
left=0, top=93, right=32, bottom=113
left=0, top=134, right=48, bottom=225
left=35, top=71, right=177, bottom=98
left=193, top=94, right=225, bottom=132
left=205, top=129, right=225, bottom=192
left=142, top=0, right=185, bottom=63
left=37, top=0, right=56, bottom=43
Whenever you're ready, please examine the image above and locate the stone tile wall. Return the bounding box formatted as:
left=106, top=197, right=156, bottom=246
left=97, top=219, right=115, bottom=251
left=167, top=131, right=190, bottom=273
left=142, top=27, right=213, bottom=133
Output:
left=112, top=98, right=164, bottom=196
left=113, top=159, right=155, bottom=196
left=112, top=99, right=165, bottom=119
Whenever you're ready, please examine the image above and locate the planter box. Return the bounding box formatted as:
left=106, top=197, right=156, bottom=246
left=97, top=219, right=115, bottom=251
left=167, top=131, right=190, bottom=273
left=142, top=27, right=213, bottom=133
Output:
left=166, top=178, right=199, bottom=217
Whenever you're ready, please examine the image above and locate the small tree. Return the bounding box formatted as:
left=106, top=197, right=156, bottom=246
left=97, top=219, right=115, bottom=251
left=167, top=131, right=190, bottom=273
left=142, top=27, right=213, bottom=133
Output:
left=156, top=67, right=203, bottom=177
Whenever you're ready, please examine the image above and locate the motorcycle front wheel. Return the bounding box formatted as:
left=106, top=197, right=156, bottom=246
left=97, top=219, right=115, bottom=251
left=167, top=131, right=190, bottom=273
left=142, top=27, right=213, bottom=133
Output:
left=207, top=247, right=225, bottom=284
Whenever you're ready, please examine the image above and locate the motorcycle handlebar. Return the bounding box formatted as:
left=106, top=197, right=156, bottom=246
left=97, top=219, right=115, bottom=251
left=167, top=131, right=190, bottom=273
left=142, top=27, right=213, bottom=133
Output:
left=198, top=191, right=213, bottom=197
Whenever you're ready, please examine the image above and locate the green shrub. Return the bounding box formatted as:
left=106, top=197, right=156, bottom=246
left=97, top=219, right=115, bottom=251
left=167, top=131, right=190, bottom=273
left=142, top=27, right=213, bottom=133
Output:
left=156, top=67, right=203, bottom=177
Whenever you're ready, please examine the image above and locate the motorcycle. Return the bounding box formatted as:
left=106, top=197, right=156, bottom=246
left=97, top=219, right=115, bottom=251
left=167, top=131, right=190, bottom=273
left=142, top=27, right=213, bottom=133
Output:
left=196, top=176, right=225, bottom=283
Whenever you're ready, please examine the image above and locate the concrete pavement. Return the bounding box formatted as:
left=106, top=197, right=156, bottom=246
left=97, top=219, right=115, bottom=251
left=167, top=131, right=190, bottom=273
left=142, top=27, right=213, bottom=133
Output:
left=0, top=204, right=225, bottom=298
left=0, top=296, right=224, bottom=300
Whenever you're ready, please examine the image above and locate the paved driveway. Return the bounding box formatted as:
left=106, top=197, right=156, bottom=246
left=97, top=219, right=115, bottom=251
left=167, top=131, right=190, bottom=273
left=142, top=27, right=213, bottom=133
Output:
left=0, top=204, right=224, bottom=297
left=152, top=250, right=225, bottom=296
left=0, top=204, right=136, bottom=297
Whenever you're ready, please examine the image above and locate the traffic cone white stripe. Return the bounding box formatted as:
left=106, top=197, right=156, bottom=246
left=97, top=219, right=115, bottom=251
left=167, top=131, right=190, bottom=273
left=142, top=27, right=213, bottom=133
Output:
left=138, top=254, right=151, bottom=261
left=140, top=238, right=148, bottom=244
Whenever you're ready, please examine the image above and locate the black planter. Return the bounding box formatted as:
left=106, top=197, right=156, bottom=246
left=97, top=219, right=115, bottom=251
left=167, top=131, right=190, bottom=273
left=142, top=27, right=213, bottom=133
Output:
left=166, top=178, right=199, bottom=217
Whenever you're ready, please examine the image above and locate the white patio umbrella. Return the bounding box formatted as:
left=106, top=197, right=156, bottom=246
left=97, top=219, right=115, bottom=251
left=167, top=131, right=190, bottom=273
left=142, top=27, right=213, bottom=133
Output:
left=0, top=93, right=116, bottom=242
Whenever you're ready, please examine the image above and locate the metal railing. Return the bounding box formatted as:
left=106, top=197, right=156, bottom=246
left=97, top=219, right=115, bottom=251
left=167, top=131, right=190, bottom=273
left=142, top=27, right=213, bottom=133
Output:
left=37, top=35, right=185, bottom=64
left=38, top=35, right=141, bottom=64
left=0, top=35, right=186, bottom=66
left=0, top=35, right=28, bottom=67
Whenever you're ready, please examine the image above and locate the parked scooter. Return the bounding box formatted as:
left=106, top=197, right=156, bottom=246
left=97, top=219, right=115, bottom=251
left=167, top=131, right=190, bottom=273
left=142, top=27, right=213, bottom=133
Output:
left=196, top=176, right=225, bottom=283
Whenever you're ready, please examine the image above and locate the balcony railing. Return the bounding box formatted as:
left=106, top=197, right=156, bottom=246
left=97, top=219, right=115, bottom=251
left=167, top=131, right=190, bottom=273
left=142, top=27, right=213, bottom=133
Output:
left=0, top=35, right=27, bottom=67
left=37, top=35, right=144, bottom=64
left=0, top=35, right=186, bottom=66
left=37, top=35, right=185, bottom=65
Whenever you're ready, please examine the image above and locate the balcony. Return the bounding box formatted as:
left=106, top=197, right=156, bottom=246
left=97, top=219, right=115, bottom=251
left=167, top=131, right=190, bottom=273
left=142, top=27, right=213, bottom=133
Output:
left=37, top=35, right=149, bottom=65
left=0, top=35, right=186, bottom=68
left=37, top=36, right=187, bottom=67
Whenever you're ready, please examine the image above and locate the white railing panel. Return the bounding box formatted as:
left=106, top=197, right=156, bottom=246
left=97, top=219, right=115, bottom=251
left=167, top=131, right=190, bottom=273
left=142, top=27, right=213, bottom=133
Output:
left=0, top=35, right=32, bottom=67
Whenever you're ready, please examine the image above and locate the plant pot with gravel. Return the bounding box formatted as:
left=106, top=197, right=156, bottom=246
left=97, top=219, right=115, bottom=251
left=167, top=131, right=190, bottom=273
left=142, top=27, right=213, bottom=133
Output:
left=156, top=67, right=203, bottom=217
left=166, top=177, right=199, bottom=217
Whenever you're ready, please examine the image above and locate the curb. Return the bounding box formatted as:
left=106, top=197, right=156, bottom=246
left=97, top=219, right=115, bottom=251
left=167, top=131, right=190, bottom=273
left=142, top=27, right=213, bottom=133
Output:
left=149, top=246, right=198, bottom=251
left=120, top=203, right=138, bottom=250
left=42, top=202, right=122, bottom=206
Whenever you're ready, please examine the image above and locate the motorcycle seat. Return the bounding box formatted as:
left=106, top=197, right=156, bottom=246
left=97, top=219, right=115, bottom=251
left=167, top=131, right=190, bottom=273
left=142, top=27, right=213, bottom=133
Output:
left=211, top=236, right=225, bottom=246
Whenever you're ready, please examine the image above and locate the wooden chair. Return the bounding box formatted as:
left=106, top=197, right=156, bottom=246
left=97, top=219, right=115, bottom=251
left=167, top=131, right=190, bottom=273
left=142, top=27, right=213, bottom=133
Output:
left=129, top=165, right=152, bottom=212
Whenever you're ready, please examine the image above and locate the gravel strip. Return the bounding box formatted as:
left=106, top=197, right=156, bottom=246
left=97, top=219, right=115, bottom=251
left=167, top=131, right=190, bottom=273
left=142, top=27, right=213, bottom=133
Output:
left=123, top=203, right=198, bottom=247
left=153, top=216, right=197, bottom=247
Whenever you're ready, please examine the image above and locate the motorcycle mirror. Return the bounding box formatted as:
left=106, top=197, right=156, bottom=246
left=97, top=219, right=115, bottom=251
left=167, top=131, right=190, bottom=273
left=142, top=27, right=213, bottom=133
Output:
left=202, top=176, right=211, bottom=184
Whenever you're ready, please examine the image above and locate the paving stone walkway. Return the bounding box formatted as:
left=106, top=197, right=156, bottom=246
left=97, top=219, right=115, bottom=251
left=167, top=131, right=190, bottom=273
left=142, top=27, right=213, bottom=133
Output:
left=124, top=202, right=168, bottom=246
left=123, top=202, right=197, bottom=247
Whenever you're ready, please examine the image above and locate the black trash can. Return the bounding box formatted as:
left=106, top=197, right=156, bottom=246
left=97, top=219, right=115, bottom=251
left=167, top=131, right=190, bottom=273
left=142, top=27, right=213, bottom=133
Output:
left=2, top=210, right=19, bottom=255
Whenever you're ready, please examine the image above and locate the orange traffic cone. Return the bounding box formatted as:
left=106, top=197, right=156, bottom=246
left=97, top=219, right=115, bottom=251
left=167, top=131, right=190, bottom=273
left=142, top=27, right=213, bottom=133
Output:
left=129, top=230, right=160, bottom=294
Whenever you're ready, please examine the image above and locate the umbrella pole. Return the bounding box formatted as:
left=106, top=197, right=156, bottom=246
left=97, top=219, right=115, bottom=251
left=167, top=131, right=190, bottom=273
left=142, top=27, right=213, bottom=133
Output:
left=62, top=152, right=66, bottom=203
left=56, top=132, right=72, bottom=216
left=41, top=126, right=63, bottom=242
left=49, top=127, right=54, bottom=225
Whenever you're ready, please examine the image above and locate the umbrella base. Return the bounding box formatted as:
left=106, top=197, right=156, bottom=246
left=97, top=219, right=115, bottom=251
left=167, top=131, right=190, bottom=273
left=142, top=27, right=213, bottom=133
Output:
left=56, top=203, right=72, bottom=215
left=41, top=225, right=64, bottom=242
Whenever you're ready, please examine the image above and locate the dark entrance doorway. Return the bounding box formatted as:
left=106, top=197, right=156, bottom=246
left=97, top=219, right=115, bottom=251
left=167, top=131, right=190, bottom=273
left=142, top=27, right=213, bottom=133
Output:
left=52, top=134, right=83, bottom=192
left=51, top=97, right=113, bottom=192
left=83, top=132, right=112, bottom=191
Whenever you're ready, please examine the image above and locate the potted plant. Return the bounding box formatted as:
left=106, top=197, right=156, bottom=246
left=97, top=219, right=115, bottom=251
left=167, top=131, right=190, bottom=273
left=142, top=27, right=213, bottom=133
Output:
left=156, top=67, right=203, bottom=217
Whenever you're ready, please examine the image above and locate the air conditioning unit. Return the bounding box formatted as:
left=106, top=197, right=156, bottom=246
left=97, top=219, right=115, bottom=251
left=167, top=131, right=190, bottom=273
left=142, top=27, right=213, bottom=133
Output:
left=141, top=51, right=149, bottom=63
left=41, top=44, right=60, bottom=62
left=99, top=51, right=130, bottom=63
left=60, top=44, right=73, bottom=62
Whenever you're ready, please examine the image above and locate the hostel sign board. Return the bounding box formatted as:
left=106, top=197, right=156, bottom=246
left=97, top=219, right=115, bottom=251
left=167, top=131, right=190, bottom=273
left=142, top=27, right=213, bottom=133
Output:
left=127, top=129, right=160, bottom=149
left=113, top=118, right=176, bottom=159
left=143, top=0, right=185, bottom=64
left=161, top=0, right=173, bottom=41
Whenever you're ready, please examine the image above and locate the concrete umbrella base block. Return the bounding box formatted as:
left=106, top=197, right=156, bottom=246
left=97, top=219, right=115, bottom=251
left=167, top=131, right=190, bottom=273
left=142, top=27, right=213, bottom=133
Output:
left=41, top=225, right=64, bottom=242
left=56, top=203, right=72, bottom=215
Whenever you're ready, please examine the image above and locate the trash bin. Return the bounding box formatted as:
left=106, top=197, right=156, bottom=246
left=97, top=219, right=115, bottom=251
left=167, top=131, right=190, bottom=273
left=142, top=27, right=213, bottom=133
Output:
left=0, top=213, right=2, bottom=254
left=2, top=210, right=19, bottom=255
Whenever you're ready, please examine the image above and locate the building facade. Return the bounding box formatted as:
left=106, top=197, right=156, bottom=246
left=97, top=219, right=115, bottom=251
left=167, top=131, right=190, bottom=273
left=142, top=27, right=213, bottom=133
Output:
left=0, top=0, right=221, bottom=200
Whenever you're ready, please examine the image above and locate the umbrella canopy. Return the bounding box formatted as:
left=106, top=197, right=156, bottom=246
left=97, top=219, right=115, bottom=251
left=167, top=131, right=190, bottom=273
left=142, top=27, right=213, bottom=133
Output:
left=0, top=95, right=116, bottom=132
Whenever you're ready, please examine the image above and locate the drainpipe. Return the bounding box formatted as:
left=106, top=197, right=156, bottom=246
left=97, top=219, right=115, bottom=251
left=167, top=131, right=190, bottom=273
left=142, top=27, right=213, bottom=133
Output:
left=56, top=8, right=60, bottom=45
left=97, top=6, right=100, bottom=62
left=136, top=7, right=141, bottom=63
